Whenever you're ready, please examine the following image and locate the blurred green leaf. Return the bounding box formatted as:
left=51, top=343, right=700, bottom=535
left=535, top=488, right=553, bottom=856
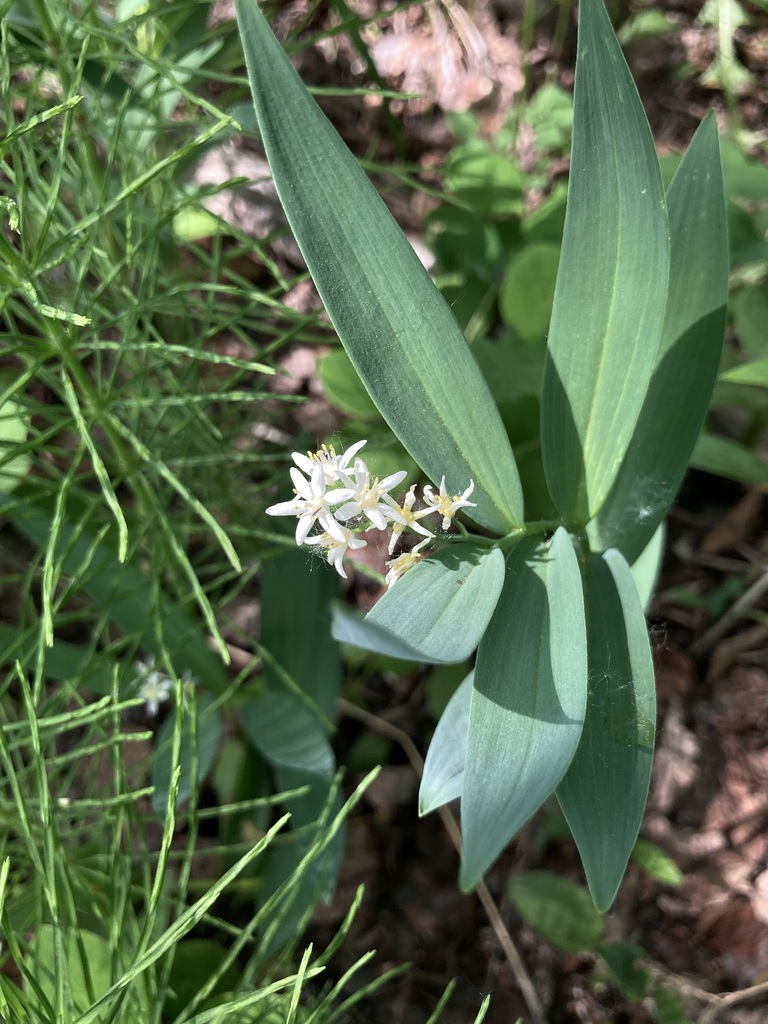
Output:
left=508, top=872, right=603, bottom=952
left=720, top=357, right=768, bottom=386
left=0, top=398, right=31, bottom=492
left=152, top=694, right=221, bottom=813
left=632, top=838, right=683, bottom=886
left=720, top=136, right=768, bottom=201
left=587, top=114, right=727, bottom=561
left=261, top=548, right=341, bottom=721
left=27, top=926, right=114, bottom=1016
left=556, top=549, right=656, bottom=910
left=241, top=691, right=334, bottom=780
left=460, top=529, right=587, bottom=890
left=690, top=432, right=768, bottom=485
left=522, top=84, right=573, bottom=156
left=332, top=545, right=505, bottom=664
left=618, top=8, right=675, bottom=43
left=598, top=941, right=649, bottom=1000
left=731, top=282, right=768, bottom=357
left=236, top=0, right=523, bottom=534
left=445, top=146, right=524, bottom=218
left=419, top=671, right=473, bottom=815
left=499, top=243, right=560, bottom=344
left=163, top=939, right=239, bottom=1020
left=5, top=493, right=229, bottom=693
left=541, top=0, right=668, bottom=523
left=318, top=349, right=380, bottom=419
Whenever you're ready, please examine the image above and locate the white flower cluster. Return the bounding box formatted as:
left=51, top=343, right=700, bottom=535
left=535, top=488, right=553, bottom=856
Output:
left=266, top=439, right=476, bottom=586
left=132, top=657, right=195, bottom=716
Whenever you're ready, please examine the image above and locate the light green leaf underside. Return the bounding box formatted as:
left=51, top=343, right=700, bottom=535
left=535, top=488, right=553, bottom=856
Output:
left=332, top=545, right=505, bottom=664
left=419, top=671, right=473, bottom=815
left=629, top=522, right=665, bottom=614
left=588, top=114, right=728, bottom=561
left=556, top=549, right=656, bottom=911
left=541, top=0, right=669, bottom=523
left=235, top=0, right=523, bottom=534
left=460, top=528, right=587, bottom=891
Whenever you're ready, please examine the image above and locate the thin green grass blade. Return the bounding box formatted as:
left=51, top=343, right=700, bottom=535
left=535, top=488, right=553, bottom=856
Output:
left=235, top=0, right=523, bottom=534
left=556, top=549, right=656, bottom=911
left=331, top=544, right=505, bottom=664
left=587, top=114, right=728, bottom=560
left=541, top=0, right=669, bottom=523
left=460, top=528, right=587, bottom=891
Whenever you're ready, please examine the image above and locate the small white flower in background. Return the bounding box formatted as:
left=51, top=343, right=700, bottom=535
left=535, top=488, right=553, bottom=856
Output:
left=133, top=656, right=174, bottom=716
left=422, top=477, right=476, bottom=531
left=266, top=439, right=475, bottom=583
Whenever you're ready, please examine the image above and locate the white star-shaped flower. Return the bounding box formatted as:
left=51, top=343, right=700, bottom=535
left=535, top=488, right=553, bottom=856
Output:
left=334, top=459, right=408, bottom=531
left=304, top=524, right=368, bottom=579
left=266, top=460, right=353, bottom=545
left=421, top=477, right=476, bottom=531
left=133, top=656, right=174, bottom=716
left=385, top=485, right=435, bottom=555
left=291, top=439, right=368, bottom=485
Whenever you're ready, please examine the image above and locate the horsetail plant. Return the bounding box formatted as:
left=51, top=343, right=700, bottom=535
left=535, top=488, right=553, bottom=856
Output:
left=238, top=0, right=728, bottom=909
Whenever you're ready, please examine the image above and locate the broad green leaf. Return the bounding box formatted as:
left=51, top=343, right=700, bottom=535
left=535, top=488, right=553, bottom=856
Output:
left=460, top=529, right=587, bottom=891
left=690, top=432, right=768, bottom=485
left=556, top=549, right=656, bottom=911
left=152, top=694, right=221, bottom=813
left=332, top=544, right=505, bottom=664
left=235, top=0, right=523, bottom=534
left=419, top=671, right=473, bottom=815
left=508, top=872, right=603, bottom=952
left=588, top=114, right=728, bottom=560
left=241, top=691, right=334, bottom=780
left=28, top=927, right=114, bottom=1016
left=260, top=549, right=340, bottom=721
left=541, top=0, right=669, bottom=523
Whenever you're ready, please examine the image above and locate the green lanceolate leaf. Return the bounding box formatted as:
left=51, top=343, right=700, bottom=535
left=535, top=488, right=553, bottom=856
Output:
left=419, top=670, right=473, bottom=815
left=588, top=114, right=728, bottom=561
left=235, top=0, right=523, bottom=534
left=540, top=0, right=669, bottom=523
left=332, top=544, right=505, bottom=664
left=460, top=528, right=587, bottom=891
left=241, top=690, right=335, bottom=780
left=556, top=549, right=656, bottom=911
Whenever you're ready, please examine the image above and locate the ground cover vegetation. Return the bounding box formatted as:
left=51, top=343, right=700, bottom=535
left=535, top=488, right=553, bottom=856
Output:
left=1, top=0, right=768, bottom=1022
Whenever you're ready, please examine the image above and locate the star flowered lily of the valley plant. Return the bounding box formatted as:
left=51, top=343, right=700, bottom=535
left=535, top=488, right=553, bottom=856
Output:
left=266, top=440, right=475, bottom=585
